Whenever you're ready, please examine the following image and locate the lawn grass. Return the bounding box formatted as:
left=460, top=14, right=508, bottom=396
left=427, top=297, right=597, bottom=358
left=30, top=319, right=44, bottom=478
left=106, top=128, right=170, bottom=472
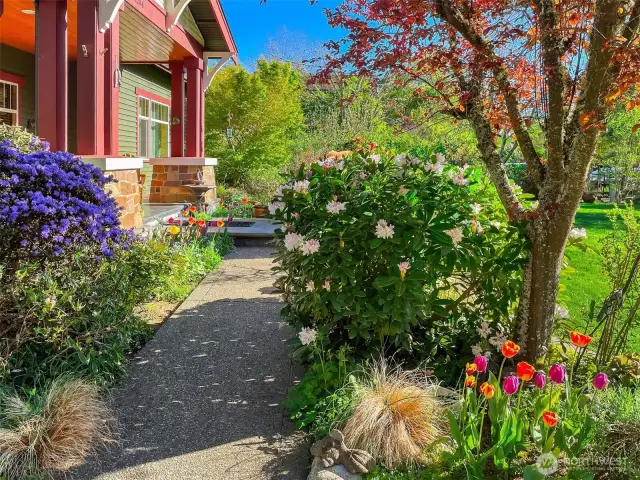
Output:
left=560, top=202, right=640, bottom=352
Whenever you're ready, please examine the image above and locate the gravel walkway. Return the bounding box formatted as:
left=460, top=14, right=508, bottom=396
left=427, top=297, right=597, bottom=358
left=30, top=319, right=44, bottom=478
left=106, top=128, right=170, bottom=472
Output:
left=74, top=247, right=308, bottom=480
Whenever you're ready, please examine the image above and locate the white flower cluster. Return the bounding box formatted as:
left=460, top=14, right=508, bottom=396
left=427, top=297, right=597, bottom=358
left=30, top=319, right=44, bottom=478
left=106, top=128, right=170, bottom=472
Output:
left=470, top=203, right=483, bottom=215
left=555, top=305, right=569, bottom=319
left=568, top=227, right=587, bottom=241
left=326, top=201, right=347, bottom=214
left=375, top=219, right=395, bottom=239
left=445, top=227, right=464, bottom=244
left=394, top=154, right=407, bottom=167
left=424, top=152, right=446, bottom=175
left=301, top=239, right=320, bottom=256
left=318, top=157, right=344, bottom=170
left=294, top=180, right=310, bottom=193
left=284, top=232, right=304, bottom=251
left=268, top=201, right=285, bottom=215
left=298, top=327, right=317, bottom=346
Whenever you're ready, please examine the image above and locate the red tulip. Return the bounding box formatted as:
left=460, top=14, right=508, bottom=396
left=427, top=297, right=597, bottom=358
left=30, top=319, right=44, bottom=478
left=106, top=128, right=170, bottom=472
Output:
left=501, top=341, right=520, bottom=359
left=542, top=411, right=558, bottom=428
left=570, top=331, right=593, bottom=348
left=517, top=362, right=535, bottom=381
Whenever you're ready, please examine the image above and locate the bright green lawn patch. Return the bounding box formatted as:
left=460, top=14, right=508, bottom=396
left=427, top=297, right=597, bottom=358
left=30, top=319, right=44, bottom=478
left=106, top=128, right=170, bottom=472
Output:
left=560, top=202, right=640, bottom=351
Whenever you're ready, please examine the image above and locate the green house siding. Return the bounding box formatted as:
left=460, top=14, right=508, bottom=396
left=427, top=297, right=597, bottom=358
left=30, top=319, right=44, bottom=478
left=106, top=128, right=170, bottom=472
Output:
left=0, top=44, right=35, bottom=131
left=118, top=64, right=171, bottom=156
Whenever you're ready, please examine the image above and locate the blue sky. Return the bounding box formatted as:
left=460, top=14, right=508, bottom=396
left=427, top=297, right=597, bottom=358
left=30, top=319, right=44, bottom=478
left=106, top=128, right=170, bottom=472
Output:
left=222, top=0, right=345, bottom=67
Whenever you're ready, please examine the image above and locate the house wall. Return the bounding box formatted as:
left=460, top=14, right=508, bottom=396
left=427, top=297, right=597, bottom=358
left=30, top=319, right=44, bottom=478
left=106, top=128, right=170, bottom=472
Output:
left=119, top=63, right=171, bottom=200
left=119, top=63, right=172, bottom=156
left=0, top=44, right=35, bottom=131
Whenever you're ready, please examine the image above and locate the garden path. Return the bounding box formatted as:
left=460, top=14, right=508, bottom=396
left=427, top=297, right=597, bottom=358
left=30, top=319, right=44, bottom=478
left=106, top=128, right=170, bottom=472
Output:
left=74, top=246, right=308, bottom=480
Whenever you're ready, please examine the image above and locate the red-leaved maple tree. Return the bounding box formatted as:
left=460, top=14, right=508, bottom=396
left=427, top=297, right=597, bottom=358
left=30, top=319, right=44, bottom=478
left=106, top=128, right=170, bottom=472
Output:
left=318, top=0, right=640, bottom=360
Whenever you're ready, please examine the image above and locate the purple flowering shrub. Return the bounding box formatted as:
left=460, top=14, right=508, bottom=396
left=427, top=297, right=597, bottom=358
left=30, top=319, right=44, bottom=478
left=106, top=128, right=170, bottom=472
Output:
left=0, top=140, right=130, bottom=267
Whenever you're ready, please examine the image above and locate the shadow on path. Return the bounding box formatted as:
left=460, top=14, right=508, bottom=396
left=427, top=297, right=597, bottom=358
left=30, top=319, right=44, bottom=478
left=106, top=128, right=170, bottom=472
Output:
left=73, top=247, right=308, bottom=480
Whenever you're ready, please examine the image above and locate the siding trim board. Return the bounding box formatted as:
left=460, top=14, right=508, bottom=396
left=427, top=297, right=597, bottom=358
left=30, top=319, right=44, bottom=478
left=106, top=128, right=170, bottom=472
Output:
left=135, top=87, right=171, bottom=106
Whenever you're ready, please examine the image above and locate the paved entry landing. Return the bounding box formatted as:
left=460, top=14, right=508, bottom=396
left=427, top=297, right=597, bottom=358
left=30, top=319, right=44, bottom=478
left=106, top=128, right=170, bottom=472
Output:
left=75, top=247, right=307, bottom=480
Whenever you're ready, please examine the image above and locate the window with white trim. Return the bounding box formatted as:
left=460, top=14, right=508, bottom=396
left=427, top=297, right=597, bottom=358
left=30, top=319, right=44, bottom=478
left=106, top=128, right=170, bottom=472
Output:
left=138, top=97, right=170, bottom=157
left=0, top=80, right=18, bottom=126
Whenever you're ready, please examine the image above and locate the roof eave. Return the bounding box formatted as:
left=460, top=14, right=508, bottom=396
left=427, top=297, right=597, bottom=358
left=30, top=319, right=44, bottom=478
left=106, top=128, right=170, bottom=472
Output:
left=209, top=0, right=237, bottom=54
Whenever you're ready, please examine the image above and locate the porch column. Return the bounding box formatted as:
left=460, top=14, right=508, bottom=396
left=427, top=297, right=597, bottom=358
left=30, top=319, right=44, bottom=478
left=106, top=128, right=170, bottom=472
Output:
left=77, top=0, right=104, bottom=155
left=36, top=0, right=67, bottom=151
left=170, top=61, right=185, bottom=157
left=104, top=12, right=120, bottom=156
left=185, top=57, right=203, bottom=157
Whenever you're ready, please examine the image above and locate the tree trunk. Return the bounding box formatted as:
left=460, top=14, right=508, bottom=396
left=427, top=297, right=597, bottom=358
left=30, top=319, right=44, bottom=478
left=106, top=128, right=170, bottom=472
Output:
left=515, top=213, right=573, bottom=361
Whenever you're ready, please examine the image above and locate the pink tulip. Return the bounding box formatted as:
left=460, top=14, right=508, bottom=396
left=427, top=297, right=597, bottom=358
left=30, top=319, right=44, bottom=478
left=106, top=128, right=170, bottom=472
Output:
left=549, top=364, right=565, bottom=384
left=473, top=355, right=488, bottom=373
left=593, top=373, right=609, bottom=391
left=168, top=217, right=174, bottom=224
left=503, top=375, right=520, bottom=395
left=533, top=372, right=546, bottom=389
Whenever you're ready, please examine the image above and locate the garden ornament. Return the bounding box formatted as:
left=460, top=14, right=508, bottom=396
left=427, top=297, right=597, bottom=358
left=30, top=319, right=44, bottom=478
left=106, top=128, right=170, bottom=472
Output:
left=310, top=430, right=375, bottom=474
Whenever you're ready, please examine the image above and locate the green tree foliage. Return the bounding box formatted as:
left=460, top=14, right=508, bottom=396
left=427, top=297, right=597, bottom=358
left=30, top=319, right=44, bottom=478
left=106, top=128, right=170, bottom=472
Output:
left=205, top=60, right=304, bottom=186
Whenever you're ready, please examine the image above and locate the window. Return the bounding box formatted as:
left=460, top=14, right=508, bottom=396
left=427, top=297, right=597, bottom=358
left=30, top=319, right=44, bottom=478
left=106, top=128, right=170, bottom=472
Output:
left=0, top=80, right=18, bottom=126
left=138, top=96, right=170, bottom=157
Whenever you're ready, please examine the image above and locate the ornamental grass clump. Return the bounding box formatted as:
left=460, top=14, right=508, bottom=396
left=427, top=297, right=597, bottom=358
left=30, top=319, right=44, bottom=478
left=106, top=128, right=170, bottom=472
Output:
left=0, top=378, right=113, bottom=478
left=342, top=360, right=446, bottom=468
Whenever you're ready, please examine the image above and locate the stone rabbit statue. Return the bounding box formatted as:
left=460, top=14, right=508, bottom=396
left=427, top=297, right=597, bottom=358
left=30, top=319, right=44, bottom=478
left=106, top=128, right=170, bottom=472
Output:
left=310, top=429, right=375, bottom=474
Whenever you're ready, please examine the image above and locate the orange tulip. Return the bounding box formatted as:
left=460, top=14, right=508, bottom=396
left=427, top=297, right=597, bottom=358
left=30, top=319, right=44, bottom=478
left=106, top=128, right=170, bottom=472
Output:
left=188, top=217, right=196, bottom=225
left=465, top=376, right=477, bottom=388
left=242, top=197, right=249, bottom=204
left=570, top=331, right=592, bottom=348
left=181, top=209, right=189, bottom=217
left=216, top=220, right=225, bottom=228
left=501, top=340, right=521, bottom=359
left=479, top=382, right=495, bottom=399
left=466, top=363, right=478, bottom=376
left=542, top=411, right=558, bottom=428
left=189, top=205, right=197, bottom=213
left=197, top=219, right=206, bottom=228
left=517, top=361, right=536, bottom=381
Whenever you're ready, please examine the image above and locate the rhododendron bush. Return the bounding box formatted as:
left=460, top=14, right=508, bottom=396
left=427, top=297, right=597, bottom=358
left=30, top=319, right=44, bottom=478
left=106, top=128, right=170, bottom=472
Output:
left=0, top=139, right=130, bottom=270
left=272, top=146, right=527, bottom=377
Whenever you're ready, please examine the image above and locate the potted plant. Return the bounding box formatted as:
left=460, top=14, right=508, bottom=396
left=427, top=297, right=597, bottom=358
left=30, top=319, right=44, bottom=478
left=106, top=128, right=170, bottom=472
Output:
left=252, top=202, right=269, bottom=218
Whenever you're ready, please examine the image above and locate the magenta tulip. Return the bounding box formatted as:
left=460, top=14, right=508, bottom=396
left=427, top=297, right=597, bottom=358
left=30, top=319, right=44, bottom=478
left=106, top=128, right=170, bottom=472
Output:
left=593, top=373, right=609, bottom=391
left=473, top=355, right=488, bottom=373
left=503, top=375, right=520, bottom=395
left=549, top=364, right=566, bottom=384
left=533, top=372, right=546, bottom=389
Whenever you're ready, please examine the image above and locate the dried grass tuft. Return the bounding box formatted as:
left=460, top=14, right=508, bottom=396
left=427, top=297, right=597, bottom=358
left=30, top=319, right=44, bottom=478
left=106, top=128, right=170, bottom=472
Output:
left=342, top=359, right=447, bottom=469
left=0, top=378, right=114, bottom=478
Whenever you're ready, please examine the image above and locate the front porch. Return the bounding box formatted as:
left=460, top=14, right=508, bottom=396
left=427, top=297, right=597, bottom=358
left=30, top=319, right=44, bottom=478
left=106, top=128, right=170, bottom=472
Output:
left=0, top=0, right=237, bottom=227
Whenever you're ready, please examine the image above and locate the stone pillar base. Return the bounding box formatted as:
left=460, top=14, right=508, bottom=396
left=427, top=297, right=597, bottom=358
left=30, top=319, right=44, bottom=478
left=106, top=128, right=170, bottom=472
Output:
left=149, top=164, right=216, bottom=204
left=104, top=169, right=143, bottom=229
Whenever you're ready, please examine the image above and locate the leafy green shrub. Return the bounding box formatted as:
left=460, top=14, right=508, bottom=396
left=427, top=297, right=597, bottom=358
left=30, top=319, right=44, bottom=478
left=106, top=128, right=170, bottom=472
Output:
left=285, top=342, right=355, bottom=436
left=1, top=230, right=233, bottom=387
left=607, top=353, right=640, bottom=387
left=272, top=147, right=527, bottom=380
left=0, top=124, right=49, bottom=153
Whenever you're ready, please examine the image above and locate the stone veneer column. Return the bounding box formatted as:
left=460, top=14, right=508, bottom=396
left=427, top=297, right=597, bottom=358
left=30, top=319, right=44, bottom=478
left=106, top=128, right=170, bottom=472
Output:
left=104, top=170, right=143, bottom=229
left=148, top=165, right=216, bottom=204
